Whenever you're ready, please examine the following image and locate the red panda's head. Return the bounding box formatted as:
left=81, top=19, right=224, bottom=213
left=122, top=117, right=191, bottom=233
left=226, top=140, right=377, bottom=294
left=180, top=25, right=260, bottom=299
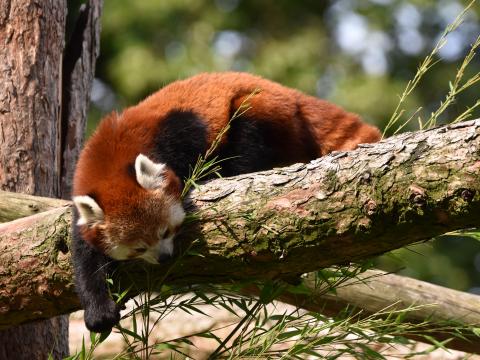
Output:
left=73, top=154, right=185, bottom=264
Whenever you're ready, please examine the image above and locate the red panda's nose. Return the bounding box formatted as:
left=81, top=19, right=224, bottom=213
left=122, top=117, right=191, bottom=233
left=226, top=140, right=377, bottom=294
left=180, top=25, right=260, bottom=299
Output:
left=157, top=252, right=173, bottom=263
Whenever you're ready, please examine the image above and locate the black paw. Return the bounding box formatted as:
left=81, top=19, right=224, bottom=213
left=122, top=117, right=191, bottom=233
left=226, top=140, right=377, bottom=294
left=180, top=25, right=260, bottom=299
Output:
left=84, top=299, right=121, bottom=333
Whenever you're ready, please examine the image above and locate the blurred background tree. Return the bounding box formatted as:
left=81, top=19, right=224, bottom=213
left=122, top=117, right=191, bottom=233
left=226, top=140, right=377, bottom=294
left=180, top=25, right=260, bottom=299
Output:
left=71, top=0, right=480, bottom=292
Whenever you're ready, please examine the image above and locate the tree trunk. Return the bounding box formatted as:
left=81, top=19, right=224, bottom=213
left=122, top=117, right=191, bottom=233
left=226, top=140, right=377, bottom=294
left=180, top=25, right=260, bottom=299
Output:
left=0, top=120, right=479, bottom=353
left=0, top=0, right=65, bottom=196
left=0, top=0, right=102, bottom=358
left=60, top=0, right=102, bottom=199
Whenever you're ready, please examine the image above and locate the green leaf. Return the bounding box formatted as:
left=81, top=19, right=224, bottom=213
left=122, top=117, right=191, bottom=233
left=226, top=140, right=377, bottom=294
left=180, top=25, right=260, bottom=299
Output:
left=268, top=314, right=296, bottom=322
left=115, top=286, right=132, bottom=303
left=179, top=338, right=197, bottom=346
left=193, top=290, right=213, bottom=304
left=218, top=301, right=240, bottom=316
left=259, top=281, right=284, bottom=303
left=185, top=250, right=205, bottom=258
left=289, top=343, right=310, bottom=355
left=395, top=310, right=408, bottom=324
left=81, top=337, right=86, bottom=360
left=312, top=335, right=337, bottom=345
left=132, top=312, right=138, bottom=334
left=155, top=343, right=178, bottom=351
left=287, top=282, right=312, bottom=295
left=156, top=343, right=191, bottom=357
left=89, top=331, right=97, bottom=345
left=473, top=327, right=480, bottom=337
left=277, top=329, right=302, bottom=341
left=421, top=335, right=452, bottom=351
left=180, top=303, right=210, bottom=316
left=116, top=325, right=143, bottom=341
left=318, top=269, right=340, bottom=280
left=356, top=343, right=387, bottom=359
left=377, top=335, right=411, bottom=345
left=195, top=331, right=223, bottom=343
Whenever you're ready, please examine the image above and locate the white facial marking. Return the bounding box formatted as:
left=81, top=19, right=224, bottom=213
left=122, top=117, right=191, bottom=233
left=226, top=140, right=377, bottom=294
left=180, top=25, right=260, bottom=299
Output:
left=169, top=202, right=186, bottom=226
left=107, top=244, right=132, bottom=261
left=135, top=154, right=167, bottom=190
left=73, top=195, right=104, bottom=226
left=159, top=236, right=174, bottom=256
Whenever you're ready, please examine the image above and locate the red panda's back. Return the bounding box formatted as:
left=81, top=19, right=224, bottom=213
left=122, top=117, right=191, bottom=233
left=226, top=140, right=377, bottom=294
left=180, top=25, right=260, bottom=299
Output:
left=74, top=72, right=380, bottom=203
left=136, top=72, right=380, bottom=153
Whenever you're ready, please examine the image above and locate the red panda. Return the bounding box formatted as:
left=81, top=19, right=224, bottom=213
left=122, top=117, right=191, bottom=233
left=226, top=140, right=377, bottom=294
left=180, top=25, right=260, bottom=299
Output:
left=72, top=72, right=380, bottom=332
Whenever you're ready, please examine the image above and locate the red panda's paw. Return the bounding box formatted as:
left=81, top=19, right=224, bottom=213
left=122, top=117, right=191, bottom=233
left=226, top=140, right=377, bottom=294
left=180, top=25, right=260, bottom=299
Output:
left=84, top=298, right=121, bottom=333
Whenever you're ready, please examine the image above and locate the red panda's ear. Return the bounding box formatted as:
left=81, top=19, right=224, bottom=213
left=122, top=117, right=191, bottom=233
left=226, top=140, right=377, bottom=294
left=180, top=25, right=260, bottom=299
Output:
left=73, top=195, right=104, bottom=226
left=135, top=154, right=167, bottom=190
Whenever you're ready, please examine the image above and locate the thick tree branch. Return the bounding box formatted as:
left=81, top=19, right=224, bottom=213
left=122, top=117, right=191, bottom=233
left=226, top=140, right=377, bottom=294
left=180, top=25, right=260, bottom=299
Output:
left=0, top=120, right=479, bottom=352
left=0, top=208, right=77, bottom=327
left=0, top=190, right=68, bottom=223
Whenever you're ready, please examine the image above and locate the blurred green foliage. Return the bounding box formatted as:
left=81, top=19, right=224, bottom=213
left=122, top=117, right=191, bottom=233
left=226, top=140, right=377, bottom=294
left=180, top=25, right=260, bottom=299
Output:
left=379, top=235, right=480, bottom=293
left=68, top=0, right=480, bottom=291
left=89, top=0, right=479, bottom=130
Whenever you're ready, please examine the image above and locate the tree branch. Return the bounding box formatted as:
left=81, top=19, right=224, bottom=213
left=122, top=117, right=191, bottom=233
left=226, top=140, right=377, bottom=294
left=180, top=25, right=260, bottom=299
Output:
left=0, top=190, right=68, bottom=223
left=0, top=120, right=479, bottom=352
left=268, top=269, right=480, bottom=354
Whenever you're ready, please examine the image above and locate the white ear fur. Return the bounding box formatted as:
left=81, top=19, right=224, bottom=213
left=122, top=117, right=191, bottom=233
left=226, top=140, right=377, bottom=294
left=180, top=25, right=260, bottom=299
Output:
left=135, top=154, right=167, bottom=190
left=73, top=195, right=104, bottom=226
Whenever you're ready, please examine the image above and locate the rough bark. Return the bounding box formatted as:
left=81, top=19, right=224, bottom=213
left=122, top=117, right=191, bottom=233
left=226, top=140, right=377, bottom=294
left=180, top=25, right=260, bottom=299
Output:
left=0, top=0, right=102, bottom=358
left=0, top=190, right=69, bottom=223
left=0, top=208, right=78, bottom=328
left=0, top=120, right=479, bottom=353
left=0, top=0, right=65, bottom=196
left=0, top=1, right=68, bottom=358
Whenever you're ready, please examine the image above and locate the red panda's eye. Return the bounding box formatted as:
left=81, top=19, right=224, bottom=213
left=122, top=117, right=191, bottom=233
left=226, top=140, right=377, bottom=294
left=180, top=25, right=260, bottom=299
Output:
left=164, top=229, right=171, bottom=238
left=134, top=247, right=147, bottom=254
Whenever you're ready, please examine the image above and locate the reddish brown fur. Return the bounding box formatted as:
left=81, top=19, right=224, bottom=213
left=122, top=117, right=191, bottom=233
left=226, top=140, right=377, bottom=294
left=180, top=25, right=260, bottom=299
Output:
left=80, top=225, right=106, bottom=252
left=73, top=72, right=380, bottom=247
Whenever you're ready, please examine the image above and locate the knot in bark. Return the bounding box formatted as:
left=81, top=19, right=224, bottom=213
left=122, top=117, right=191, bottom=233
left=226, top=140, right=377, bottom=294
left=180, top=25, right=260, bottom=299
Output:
left=363, top=199, right=377, bottom=216
left=359, top=171, right=371, bottom=184
left=409, top=184, right=427, bottom=208
left=460, top=189, right=475, bottom=202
